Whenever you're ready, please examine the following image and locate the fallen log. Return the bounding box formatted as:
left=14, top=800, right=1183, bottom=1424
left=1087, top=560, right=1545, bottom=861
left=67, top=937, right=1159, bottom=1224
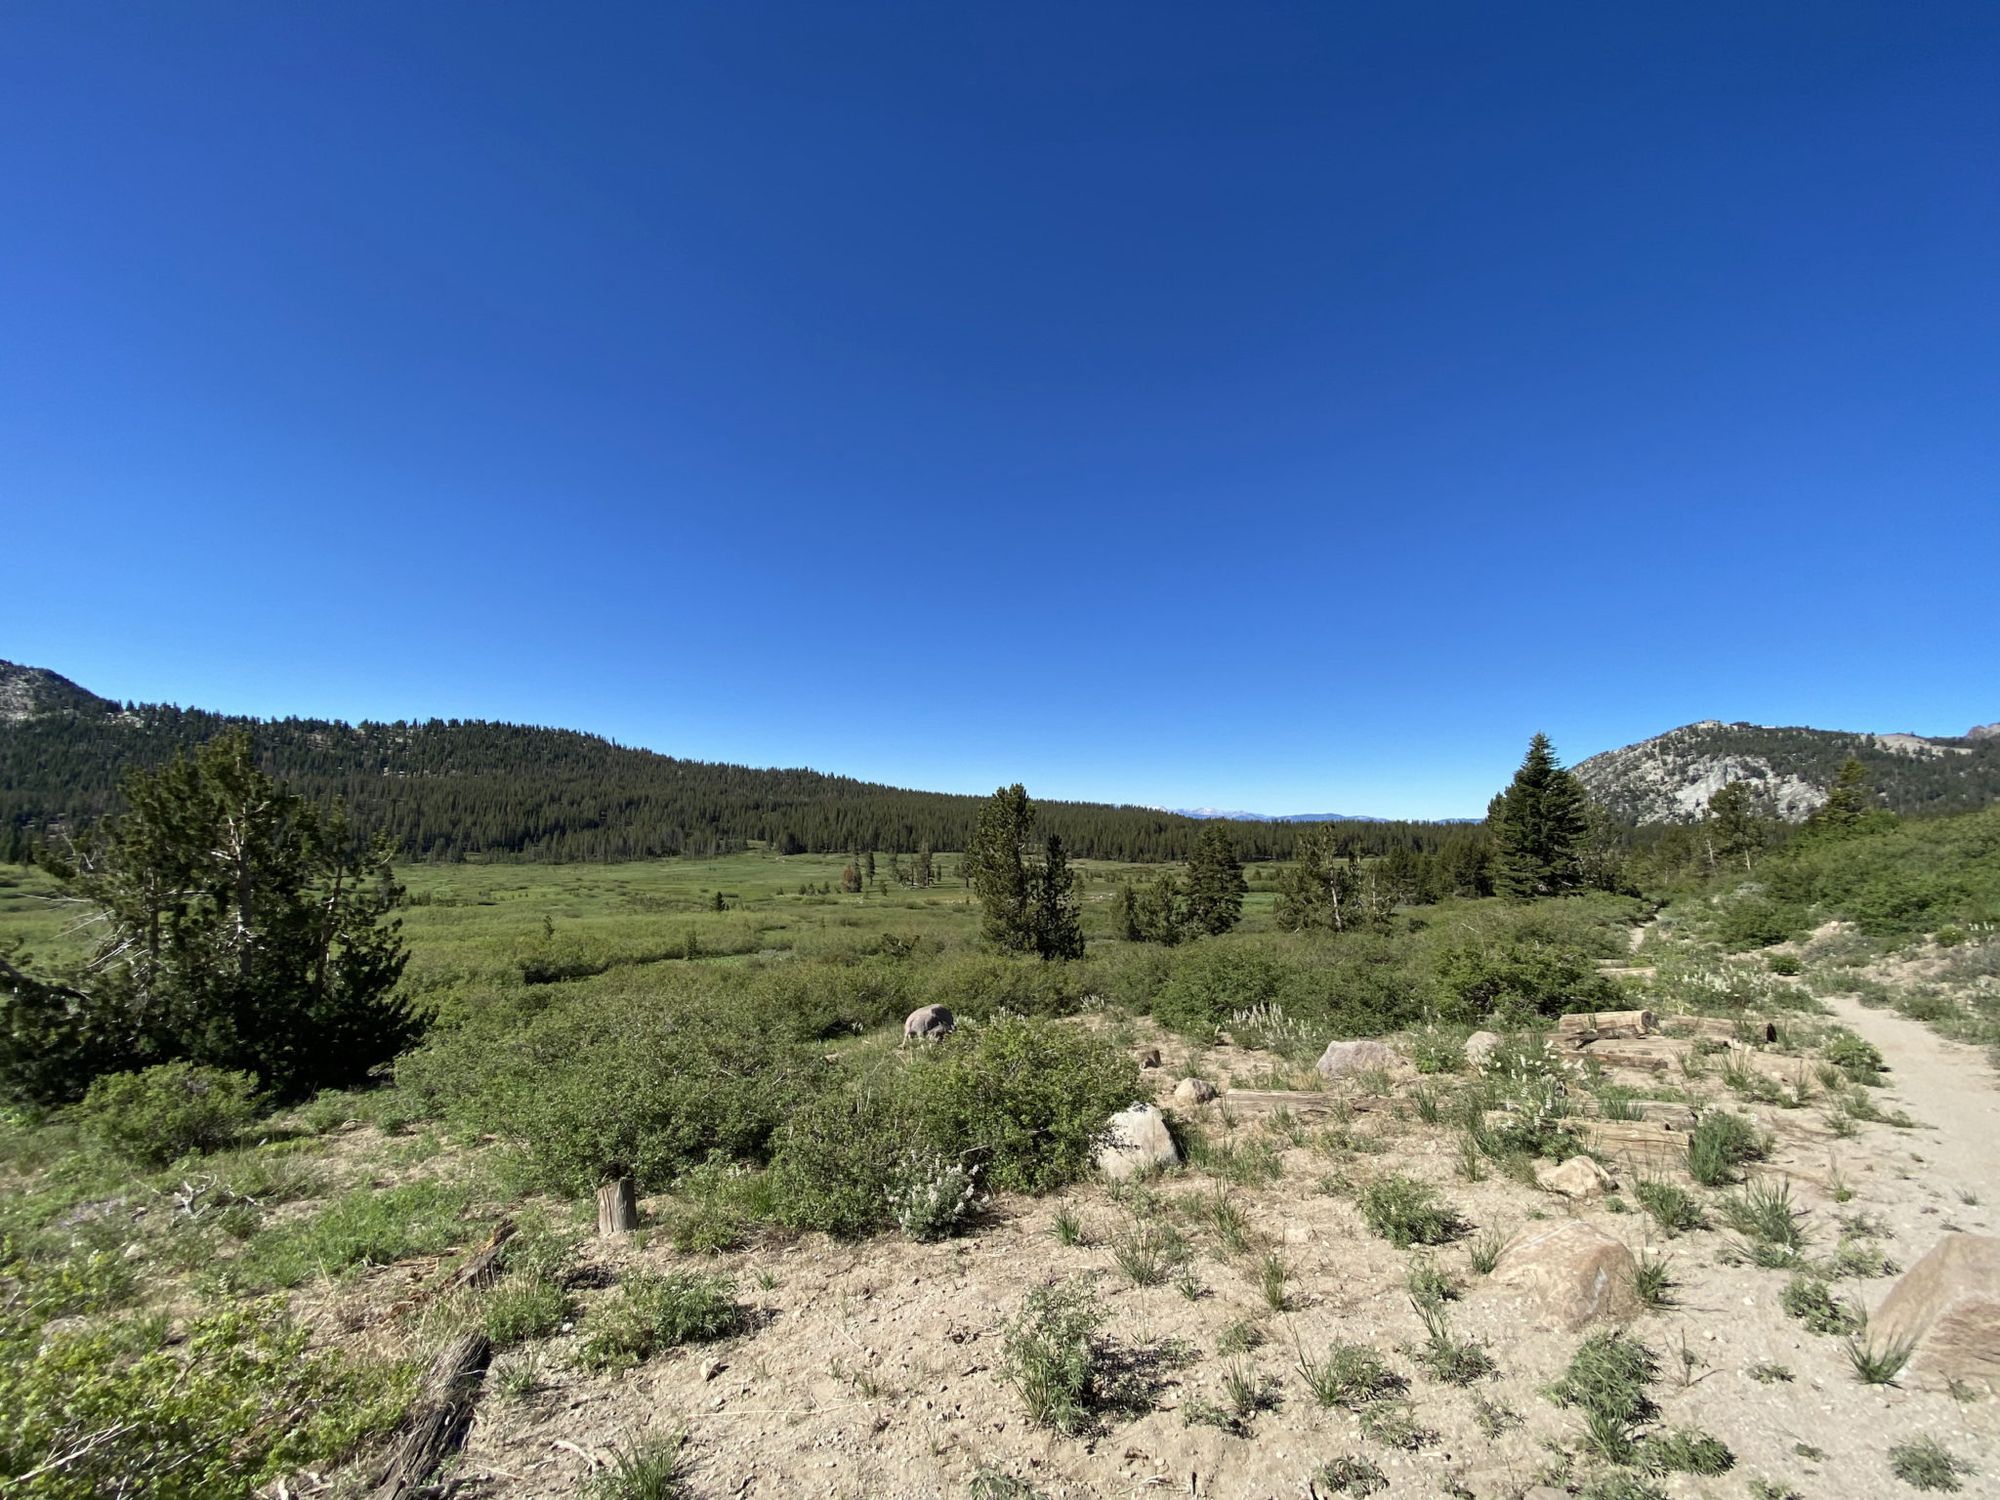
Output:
left=1570, top=1045, right=1673, bottom=1074
left=369, top=1331, right=491, bottom=1500
left=441, top=1220, right=516, bottom=1294
left=1556, top=1009, right=1657, bottom=1043
left=1216, top=1090, right=1390, bottom=1117
left=1577, top=1119, right=1693, bottom=1171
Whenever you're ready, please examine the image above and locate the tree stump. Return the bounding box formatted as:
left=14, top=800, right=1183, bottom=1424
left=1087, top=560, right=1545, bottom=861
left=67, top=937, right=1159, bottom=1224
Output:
left=597, top=1177, right=638, bottom=1237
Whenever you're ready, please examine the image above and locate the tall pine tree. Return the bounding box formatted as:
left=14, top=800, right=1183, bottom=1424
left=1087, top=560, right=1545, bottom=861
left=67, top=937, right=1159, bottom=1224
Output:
left=1490, top=733, right=1591, bottom=898
left=966, top=784, right=1036, bottom=951
left=1183, top=824, right=1246, bottom=936
left=1031, top=833, right=1085, bottom=961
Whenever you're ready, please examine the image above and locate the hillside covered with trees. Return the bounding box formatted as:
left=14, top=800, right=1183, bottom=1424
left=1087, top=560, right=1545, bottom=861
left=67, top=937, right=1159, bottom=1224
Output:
left=0, top=662, right=1482, bottom=867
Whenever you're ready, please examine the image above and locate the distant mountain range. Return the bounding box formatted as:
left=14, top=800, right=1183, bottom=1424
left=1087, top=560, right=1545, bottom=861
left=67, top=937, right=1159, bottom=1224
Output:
left=1573, top=719, right=2000, bottom=825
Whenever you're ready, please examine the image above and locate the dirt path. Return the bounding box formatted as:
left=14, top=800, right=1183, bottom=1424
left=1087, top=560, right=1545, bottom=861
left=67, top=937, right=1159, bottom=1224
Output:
left=1818, top=987, right=2000, bottom=1209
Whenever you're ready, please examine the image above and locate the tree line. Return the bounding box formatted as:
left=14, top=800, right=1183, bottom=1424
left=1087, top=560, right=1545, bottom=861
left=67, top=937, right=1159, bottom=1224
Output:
left=1, top=701, right=1489, bottom=866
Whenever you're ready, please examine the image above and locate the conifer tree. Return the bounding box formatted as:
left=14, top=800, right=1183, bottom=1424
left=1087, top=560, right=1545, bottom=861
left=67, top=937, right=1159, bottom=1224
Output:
left=1803, top=756, right=1878, bottom=838
left=1030, top=833, right=1084, bottom=961
left=913, top=841, right=933, bottom=889
left=6, top=730, right=414, bottom=1102
left=966, top=784, right=1036, bottom=951
left=1490, top=733, right=1591, bottom=898
left=1704, top=780, right=1768, bottom=872
left=1183, top=824, right=1246, bottom=936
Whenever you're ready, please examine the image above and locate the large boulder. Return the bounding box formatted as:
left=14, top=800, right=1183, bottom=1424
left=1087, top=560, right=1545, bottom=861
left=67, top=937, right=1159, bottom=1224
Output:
left=1172, top=1077, right=1219, bottom=1106
left=1095, top=1103, right=1179, bottom=1182
left=1491, top=1221, right=1642, bottom=1330
left=903, top=1004, right=954, bottom=1043
left=1316, top=1039, right=1400, bottom=1082
left=1464, top=1030, right=1503, bottom=1068
left=1867, top=1232, right=2000, bottom=1396
left=1536, top=1156, right=1617, bottom=1199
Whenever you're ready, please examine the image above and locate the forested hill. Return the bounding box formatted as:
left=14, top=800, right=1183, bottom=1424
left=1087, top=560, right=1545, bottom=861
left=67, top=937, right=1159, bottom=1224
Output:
left=0, top=662, right=1477, bottom=865
left=1574, top=719, right=2000, bottom=825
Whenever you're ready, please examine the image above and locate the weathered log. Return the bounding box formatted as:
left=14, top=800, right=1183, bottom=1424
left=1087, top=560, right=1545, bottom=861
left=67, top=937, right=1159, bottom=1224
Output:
left=1216, top=1090, right=1390, bottom=1116
left=1577, top=1119, right=1694, bottom=1171
left=1658, top=1014, right=1777, bottom=1044
left=443, top=1220, right=516, bottom=1294
left=1570, top=1045, right=1672, bottom=1073
left=1576, top=1098, right=1698, bottom=1130
left=1556, top=1009, right=1657, bottom=1042
left=369, top=1331, right=491, bottom=1500
left=597, top=1177, right=638, bottom=1237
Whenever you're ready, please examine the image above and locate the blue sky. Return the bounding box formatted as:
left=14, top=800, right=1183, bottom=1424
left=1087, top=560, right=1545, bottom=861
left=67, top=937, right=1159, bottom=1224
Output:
left=4, top=3, right=1996, bottom=818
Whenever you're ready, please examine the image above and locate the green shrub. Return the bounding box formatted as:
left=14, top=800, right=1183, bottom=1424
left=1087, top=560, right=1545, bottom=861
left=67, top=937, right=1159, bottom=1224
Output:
left=1152, top=944, right=1291, bottom=1036
left=77, top=1063, right=259, bottom=1165
left=1434, top=931, right=1621, bottom=1025
left=1888, top=1435, right=1973, bottom=1492
left=1766, top=952, right=1802, bottom=976
left=0, top=1298, right=411, bottom=1498
left=1715, top=894, right=1802, bottom=951
left=1780, top=1275, right=1860, bottom=1336
left=1358, top=1174, right=1465, bottom=1247
left=1686, top=1110, right=1765, bottom=1186
left=1295, top=1340, right=1404, bottom=1409
left=1001, top=1279, right=1105, bottom=1434
left=1640, top=1427, right=1733, bottom=1476
left=1822, top=1029, right=1885, bottom=1085
left=1632, top=1176, right=1705, bottom=1235
left=767, top=1015, right=1143, bottom=1237
left=577, top=1271, right=746, bottom=1371
left=897, top=1015, right=1143, bottom=1194
left=887, top=1150, right=982, bottom=1241
left=581, top=1432, right=692, bottom=1500
left=398, top=991, right=816, bottom=1194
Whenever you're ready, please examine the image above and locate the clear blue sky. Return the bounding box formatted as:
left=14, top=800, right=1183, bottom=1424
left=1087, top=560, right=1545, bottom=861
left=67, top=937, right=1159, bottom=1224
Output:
left=5, top=3, right=1995, bottom=818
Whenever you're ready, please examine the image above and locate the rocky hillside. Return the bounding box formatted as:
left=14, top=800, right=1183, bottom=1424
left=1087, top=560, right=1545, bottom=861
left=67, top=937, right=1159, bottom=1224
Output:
left=1574, top=719, right=2000, bottom=824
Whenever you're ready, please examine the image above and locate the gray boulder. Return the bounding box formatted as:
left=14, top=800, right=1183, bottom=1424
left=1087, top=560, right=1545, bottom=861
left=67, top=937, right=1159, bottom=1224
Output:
left=1172, top=1077, right=1219, bottom=1105
left=903, top=1004, right=955, bottom=1043
left=1315, top=1038, right=1400, bottom=1082
left=1095, top=1103, right=1179, bottom=1182
left=1464, top=1030, right=1503, bottom=1068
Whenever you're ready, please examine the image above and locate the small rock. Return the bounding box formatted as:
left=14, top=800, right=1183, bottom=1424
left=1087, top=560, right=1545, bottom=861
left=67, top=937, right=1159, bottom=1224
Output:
left=1315, top=1038, right=1400, bottom=1081
left=1536, top=1156, right=1617, bottom=1199
left=1491, top=1220, right=1643, bottom=1330
left=1095, top=1103, right=1180, bottom=1182
left=1868, top=1232, right=2000, bottom=1395
left=1463, top=1030, right=1502, bottom=1067
left=1172, top=1077, right=1218, bottom=1105
left=1138, top=1047, right=1162, bottom=1068
left=903, top=1004, right=954, bottom=1042
left=701, top=1357, right=725, bottom=1382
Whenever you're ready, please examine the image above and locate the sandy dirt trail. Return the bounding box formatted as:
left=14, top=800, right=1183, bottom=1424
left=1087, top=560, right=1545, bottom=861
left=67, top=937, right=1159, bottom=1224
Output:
left=1817, top=988, right=2000, bottom=1212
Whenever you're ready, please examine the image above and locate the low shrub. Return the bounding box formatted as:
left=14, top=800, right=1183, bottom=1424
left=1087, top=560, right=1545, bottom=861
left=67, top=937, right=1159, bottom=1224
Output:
left=0, top=1298, right=412, bottom=1498
left=1686, top=1110, right=1765, bottom=1186
left=1001, top=1279, right=1105, bottom=1434
left=887, top=1150, right=981, bottom=1241
left=1888, top=1435, right=1974, bottom=1492
left=77, top=1063, right=259, bottom=1166
left=577, top=1271, right=746, bottom=1371
left=1358, top=1174, right=1465, bottom=1247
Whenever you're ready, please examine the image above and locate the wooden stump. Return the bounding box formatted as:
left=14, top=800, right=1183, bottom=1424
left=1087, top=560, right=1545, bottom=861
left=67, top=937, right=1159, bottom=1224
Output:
left=369, top=1331, right=491, bottom=1500
left=597, top=1177, right=638, bottom=1237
